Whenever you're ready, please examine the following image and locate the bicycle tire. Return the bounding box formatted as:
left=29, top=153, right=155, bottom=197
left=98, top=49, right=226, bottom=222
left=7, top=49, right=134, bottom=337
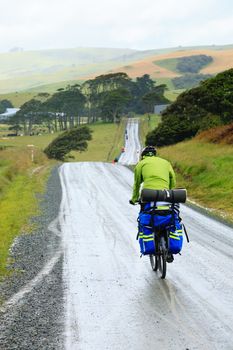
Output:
left=158, top=250, right=167, bottom=279
left=158, top=237, right=167, bottom=279
left=149, top=254, right=158, bottom=271
left=150, top=231, right=159, bottom=271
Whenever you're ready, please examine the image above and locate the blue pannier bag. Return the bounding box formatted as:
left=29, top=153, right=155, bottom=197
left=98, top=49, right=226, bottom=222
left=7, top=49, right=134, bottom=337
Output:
left=138, top=204, right=183, bottom=255
left=168, top=218, right=183, bottom=254
left=138, top=212, right=155, bottom=255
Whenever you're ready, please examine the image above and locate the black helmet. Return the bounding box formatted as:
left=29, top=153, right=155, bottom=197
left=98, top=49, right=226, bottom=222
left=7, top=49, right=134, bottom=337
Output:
left=141, top=146, right=157, bottom=158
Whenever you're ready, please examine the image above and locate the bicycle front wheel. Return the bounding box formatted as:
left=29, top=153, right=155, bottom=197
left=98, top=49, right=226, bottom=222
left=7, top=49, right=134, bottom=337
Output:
left=149, top=254, right=159, bottom=271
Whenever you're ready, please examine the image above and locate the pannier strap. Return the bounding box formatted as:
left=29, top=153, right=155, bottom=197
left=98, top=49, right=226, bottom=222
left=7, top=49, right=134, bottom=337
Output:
left=182, top=224, right=190, bottom=243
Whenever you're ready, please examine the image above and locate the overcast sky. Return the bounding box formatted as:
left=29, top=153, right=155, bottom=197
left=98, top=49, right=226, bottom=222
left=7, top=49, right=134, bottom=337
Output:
left=0, top=0, right=233, bottom=52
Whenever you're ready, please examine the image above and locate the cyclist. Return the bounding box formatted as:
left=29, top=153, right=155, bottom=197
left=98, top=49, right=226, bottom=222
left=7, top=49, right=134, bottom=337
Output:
left=129, top=145, right=176, bottom=262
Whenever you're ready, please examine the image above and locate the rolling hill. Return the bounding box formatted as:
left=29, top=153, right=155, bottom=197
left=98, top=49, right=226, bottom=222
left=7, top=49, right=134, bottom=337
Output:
left=0, top=45, right=233, bottom=106
left=110, top=47, right=233, bottom=78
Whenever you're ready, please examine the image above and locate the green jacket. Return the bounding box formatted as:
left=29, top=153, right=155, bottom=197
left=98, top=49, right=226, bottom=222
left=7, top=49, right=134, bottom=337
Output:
left=131, top=155, right=176, bottom=203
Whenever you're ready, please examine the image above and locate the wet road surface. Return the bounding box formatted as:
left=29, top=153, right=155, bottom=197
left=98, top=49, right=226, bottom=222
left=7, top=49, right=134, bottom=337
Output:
left=118, top=119, right=141, bottom=165
left=60, top=162, right=233, bottom=350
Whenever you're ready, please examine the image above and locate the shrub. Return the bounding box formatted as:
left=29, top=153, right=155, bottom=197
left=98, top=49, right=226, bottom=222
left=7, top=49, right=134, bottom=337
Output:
left=146, top=68, right=233, bottom=146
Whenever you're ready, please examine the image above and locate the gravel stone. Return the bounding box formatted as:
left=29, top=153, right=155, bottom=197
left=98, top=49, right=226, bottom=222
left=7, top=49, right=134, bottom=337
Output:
left=0, top=166, right=64, bottom=349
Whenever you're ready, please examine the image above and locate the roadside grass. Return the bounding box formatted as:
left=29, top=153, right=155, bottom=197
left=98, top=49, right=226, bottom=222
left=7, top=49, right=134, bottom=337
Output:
left=0, top=146, right=53, bottom=278
left=158, top=140, right=233, bottom=221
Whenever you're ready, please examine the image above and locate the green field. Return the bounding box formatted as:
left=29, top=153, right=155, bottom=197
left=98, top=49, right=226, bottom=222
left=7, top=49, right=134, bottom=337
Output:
left=0, top=132, right=59, bottom=149
left=0, top=121, right=125, bottom=157
left=165, top=89, right=184, bottom=102
left=0, top=91, right=49, bottom=108
left=155, top=58, right=179, bottom=73
left=158, top=140, right=233, bottom=221
left=71, top=121, right=125, bottom=162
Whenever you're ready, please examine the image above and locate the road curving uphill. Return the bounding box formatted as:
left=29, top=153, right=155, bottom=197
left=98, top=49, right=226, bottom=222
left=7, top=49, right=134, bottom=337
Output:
left=118, top=118, right=141, bottom=165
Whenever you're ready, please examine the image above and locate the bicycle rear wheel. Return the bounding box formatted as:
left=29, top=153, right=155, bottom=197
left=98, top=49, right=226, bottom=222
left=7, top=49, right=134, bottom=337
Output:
left=150, top=231, right=159, bottom=271
left=158, top=237, right=167, bottom=279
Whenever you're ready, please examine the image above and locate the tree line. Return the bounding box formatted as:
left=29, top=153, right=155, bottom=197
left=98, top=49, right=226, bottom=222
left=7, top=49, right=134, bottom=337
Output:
left=176, top=55, right=213, bottom=74
left=172, top=73, right=212, bottom=89
left=171, top=54, right=213, bottom=89
left=9, top=73, right=168, bottom=135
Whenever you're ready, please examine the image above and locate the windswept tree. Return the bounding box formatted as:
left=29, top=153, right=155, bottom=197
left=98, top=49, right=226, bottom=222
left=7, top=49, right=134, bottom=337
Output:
left=44, top=125, right=92, bottom=160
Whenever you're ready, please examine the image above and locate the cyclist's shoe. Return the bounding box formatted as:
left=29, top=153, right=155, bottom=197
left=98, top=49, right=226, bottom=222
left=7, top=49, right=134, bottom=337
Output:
left=167, top=253, right=174, bottom=263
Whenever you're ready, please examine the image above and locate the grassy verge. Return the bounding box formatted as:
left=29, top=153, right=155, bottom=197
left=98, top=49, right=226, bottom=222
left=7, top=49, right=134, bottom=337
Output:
left=158, top=140, right=233, bottom=221
left=0, top=146, right=54, bottom=278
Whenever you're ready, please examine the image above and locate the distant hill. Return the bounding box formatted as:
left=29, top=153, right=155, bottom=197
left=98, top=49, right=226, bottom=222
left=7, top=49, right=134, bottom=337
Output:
left=0, top=45, right=233, bottom=95
left=111, top=47, right=233, bottom=78
left=0, top=47, right=160, bottom=93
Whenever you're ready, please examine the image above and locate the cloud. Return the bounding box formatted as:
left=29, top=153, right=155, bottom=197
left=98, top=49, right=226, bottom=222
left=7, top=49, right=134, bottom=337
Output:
left=0, top=0, right=232, bottom=51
